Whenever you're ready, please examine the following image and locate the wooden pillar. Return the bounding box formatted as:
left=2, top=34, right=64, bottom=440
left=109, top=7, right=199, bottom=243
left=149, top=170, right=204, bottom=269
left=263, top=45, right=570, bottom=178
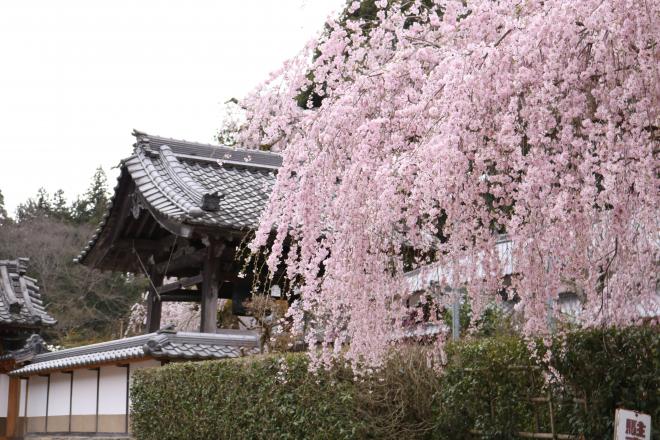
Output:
left=146, top=270, right=164, bottom=333
left=200, top=241, right=223, bottom=333
left=6, top=376, right=21, bottom=439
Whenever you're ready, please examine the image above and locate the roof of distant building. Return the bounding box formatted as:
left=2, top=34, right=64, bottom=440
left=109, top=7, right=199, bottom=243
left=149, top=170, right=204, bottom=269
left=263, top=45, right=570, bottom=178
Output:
left=0, top=258, right=56, bottom=329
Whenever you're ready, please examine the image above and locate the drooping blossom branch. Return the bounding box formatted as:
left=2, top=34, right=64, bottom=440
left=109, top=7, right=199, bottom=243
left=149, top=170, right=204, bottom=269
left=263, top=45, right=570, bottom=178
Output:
left=239, top=0, right=659, bottom=368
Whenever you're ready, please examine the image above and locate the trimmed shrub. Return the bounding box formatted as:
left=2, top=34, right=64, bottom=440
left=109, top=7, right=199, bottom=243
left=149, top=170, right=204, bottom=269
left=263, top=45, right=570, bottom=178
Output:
left=131, top=348, right=443, bottom=440
left=131, top=325, right=659, bottom=439
left=432, top=336, right=546, bottom=439
left=431, top=326, right=660, bottom=439
left=131, top=353, right=361, bottom=440
left=549, top=325, right=660, bottom=438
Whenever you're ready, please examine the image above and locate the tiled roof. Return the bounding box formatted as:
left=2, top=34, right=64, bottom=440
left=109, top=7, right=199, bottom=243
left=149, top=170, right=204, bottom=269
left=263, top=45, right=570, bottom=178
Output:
left=10, top=328, right=260, bottom=376
left=0, top=259, right=56, bottom=328
left=75, top=130, right=281, bottom=265
left=0, top=334, right=49, bottom=363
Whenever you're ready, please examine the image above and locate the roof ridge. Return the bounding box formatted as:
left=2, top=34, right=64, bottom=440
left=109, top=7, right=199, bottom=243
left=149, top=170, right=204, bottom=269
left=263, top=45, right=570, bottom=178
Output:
left=135, top=145, right=202, bottom=219
left=32, top=332, right=154, bottom=363
left=0, top=264, right=24, bottom=313
left=133, top=129, right=282, bottom=158
left=157, top=145, right=207, bottom=215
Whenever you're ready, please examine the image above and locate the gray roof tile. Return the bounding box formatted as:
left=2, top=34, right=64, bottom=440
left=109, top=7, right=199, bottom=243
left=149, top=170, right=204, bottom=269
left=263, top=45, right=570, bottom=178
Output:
left=75, top=130, right=281, bottom=265
left=10, top=328, right=260, bottom=376
left=0, top=259, right=56, bottom=328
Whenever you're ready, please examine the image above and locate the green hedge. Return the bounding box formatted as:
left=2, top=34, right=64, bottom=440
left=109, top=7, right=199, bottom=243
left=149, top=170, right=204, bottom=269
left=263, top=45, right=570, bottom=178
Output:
left=432, top=336, right=546, bottom=438
left=432, top=327, right=659, bottom=439
left=549, top=326, right=660, bottom=438
left=131, top=326, right=659, bottom=440
left=131, top=354, right=362, bottom=440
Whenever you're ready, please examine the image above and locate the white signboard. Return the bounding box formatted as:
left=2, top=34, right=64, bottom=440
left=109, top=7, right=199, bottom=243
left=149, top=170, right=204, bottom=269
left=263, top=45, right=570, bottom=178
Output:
left=614, top=408, right=651, bottom=440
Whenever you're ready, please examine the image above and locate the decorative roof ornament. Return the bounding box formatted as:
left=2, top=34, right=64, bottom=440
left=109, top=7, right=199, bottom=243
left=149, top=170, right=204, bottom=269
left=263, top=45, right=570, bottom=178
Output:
left=0, top=259, right=56, bottom=327
left=156, top=324, right=177, bottom=334
left=0, top=334, right=50, bottom=364
left=201, top=191, right=224, bottom=212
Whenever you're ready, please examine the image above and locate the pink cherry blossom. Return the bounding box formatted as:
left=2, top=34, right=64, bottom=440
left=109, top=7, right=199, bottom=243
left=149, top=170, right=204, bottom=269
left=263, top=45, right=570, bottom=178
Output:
left=239, top=0, right=659, bottom=368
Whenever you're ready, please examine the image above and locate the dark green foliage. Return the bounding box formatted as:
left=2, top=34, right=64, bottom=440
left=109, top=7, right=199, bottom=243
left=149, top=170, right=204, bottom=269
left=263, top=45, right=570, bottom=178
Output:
left=549, top=326, right=660, bottom=438
left=434, top=337, right=547, bottom=439
left=50, top=189, right=70, bottom=221
left=131, top=326, right=659, bottom=440
left=15, top=168, right=109, bottom=225
left=131, top=354, right=362, bottom=440
left=15, top=187, right=54, bottom=223
left=0, top=189, right=7, bottom=225
left=70, top=167, right=110, bottom=225
left=435, top=327, right=660, bottom=439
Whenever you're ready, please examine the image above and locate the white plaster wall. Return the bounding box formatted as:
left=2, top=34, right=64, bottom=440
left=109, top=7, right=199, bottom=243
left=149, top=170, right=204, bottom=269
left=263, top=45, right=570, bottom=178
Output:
left=26, top=376, right=48, bottom=417
left=71, top=369, right=98, bottom=416
left=47, top=373, right=71, bottom=416
left=98, top=366, right=127, bottom=415
left=0, top=373, right=9, bottom=417
left=19, top=379, right=26, bottom=417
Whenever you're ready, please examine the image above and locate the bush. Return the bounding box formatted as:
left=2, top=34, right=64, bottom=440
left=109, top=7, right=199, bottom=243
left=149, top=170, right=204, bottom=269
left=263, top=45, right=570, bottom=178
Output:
left=549, top=325, right=660, bottom=438
left=433, top=336, right=546, bottom=439
left=353, top=346, right=443, bottom=439
left=131, top=348, right=443, bottom=440
left=131, top=353, right=361, bottom=440
left=131, top=326, right=659, bottom=439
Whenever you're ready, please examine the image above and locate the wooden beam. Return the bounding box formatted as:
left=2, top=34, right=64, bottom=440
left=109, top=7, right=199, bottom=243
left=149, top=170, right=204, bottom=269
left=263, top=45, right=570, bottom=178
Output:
left=113, top=235, right=179, bottom=253
left=5, top=376, right=20, bottom=439
left=200, top=241, right=225, bottom=333
left=156, top=274, right=203, bottom=295
left=112, top=239, right=161, bottom=252
left=131, top=210, right=152, bottom=237
left=160, top=290, right=202, bottom=302
left=155, top=248, right=207, bottom=274
left=146, top=269, right=164, bottom=333
left=145, top=216, right=160, bottom=238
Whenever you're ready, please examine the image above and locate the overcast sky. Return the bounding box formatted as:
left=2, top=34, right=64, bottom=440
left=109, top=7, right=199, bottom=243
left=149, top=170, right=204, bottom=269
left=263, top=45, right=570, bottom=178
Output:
left=0, top=0, right=343, bottom=215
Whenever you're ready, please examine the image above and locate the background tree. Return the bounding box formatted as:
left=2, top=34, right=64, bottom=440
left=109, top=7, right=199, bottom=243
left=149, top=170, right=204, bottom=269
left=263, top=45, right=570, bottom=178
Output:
left=51, top=189, right=72, bottom=222
left=0, top=189, right=7, bottom=226
left=0, top=169, right=145, bottom=346
left=70, top=167, right=109, bottom=225
left=15, top=187, right=52, bottom=223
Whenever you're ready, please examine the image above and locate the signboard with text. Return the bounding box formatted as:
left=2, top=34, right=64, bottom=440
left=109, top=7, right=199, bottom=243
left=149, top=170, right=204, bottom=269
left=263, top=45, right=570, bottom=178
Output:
left=614, top=408, right=651, bottom=440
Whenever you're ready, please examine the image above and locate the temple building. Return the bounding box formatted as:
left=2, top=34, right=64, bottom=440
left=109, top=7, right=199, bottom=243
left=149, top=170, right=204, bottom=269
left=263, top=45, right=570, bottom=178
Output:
left=0, top=258, right=56, bottom=353
left=75, top=130, right=282, bottom=334
left=0, top=131, right=281, bottom=439
left=0, top=258, right=56, bottom=439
